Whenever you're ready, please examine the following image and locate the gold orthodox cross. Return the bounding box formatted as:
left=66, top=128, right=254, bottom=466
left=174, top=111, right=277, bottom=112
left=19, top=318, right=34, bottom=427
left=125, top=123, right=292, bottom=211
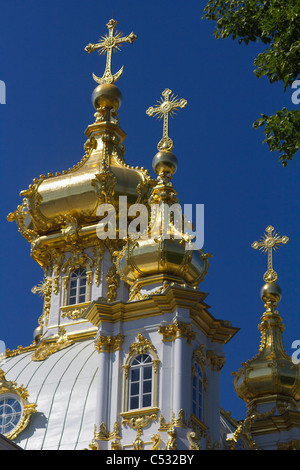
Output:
left=252, top=225, right=289, bottom=283
left=146, top=89, right=187, bottom=151
left=85, top=19, right=137, bottom=85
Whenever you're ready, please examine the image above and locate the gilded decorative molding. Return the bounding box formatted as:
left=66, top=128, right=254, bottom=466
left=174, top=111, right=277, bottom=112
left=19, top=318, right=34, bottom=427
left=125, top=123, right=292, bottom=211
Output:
left=60, top=302, right=90, bottom=321
left=226, top=414, right=257, bottom=450
left=206, top=350, right=225, bottom=371
left=7, top=199, right=39, bottom=245
left=158, top=413, right=172, bottom=432
left=31, top=327, right=73, bottom=361
left=31, top=276, right=52, bottom=327
left=106, top=264, right=120, bottom=303
left=121, top=408, right=159, bottom=429
left=193, top=344, right=206, bottom=366
left=93, top=243, right=105, bottom=287
left=51, top=250, right=65, bottom=294
left=150, top=434, right=161, bottom=450
left=159, top=409, right=187, bottom=430
left=173, top=409, right=187, bottom=428
left=166, top=426, right=177, bottom=450
left=0, top=368, right=37, bottom=440
left=158, top=320, right=196, bottom=345
left=94, top=334, right=124, bottom=353
left=111, top=439, right=121, bottom=450
left=91, top=169, right=117, bottom=207
left=94, top=421, right=120, bottom=441
left=88, top=440, right=99, bottom=450
left=187, top=431, right=201, bottom=450
left=128, top=333, right=157, bottom=357
left=5, top=343, right=37, bottom=358
left=61, top=252, right=94, bottom=284
left=132, top=428, right=144, bottom=450
left=128, top=284, right=166, bottom=302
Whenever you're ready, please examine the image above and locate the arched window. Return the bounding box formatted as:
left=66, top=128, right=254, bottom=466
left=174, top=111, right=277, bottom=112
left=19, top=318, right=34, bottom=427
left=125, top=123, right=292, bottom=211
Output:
left=128, top=354, right=153, bottom=410
left=68, top=268, right=87, bottom=305
left=192, top=363, right=203, bottom=421
left=122, top=334, right=160, bottom=415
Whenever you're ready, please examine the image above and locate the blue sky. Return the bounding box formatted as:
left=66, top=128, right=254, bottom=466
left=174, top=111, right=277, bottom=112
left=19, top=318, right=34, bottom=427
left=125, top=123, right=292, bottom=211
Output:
left=0, top=0, right=299, bottom=421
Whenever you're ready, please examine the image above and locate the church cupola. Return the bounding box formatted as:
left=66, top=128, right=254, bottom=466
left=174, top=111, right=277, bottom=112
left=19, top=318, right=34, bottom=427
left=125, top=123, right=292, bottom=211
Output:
left=116, top=88, right=211, bottom=301
left=232, top=226, right=300, bottom=449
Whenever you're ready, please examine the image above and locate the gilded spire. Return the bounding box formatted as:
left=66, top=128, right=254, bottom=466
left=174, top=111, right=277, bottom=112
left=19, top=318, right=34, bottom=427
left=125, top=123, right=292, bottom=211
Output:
left=251, top=225, right=289, bottom=284
left=233, top=225, right=300, bottom=412
left=146, top=88, right=187, bottom=151
left=85, top=19, right=137, bottom=85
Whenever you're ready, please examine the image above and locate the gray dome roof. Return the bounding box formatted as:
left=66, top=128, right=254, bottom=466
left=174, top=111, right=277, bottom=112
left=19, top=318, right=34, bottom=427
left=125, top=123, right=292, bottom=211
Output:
left=1, top=339, right=98, bottom=450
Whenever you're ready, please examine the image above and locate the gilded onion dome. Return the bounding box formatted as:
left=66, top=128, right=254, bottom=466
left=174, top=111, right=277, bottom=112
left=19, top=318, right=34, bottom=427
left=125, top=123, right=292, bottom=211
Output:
left=233, top=227, right=300, bottom=407
left=8, top=84, right=151, bottom=235
left=7, top=20, right=154, bottom=268
left=116, top=89, right=211, bottom=295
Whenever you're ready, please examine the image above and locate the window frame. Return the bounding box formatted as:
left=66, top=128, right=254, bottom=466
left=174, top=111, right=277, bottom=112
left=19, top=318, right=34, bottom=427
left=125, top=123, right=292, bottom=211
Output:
left=122, top=334, right=160, bottom=414
left=128, top=353, right=153, bottom=411
left=61, top=253, right=93, bottom=307
left=192, top=362, right=203, bottom=421
left=68, top=268, right=88, bottom=305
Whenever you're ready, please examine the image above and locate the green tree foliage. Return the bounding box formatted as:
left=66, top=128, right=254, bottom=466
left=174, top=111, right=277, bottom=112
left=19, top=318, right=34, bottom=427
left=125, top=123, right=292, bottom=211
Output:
left=203, top=0, right=300, bottom=166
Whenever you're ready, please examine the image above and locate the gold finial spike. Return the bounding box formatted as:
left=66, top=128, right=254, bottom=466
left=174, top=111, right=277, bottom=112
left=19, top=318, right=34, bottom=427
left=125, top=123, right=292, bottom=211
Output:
left=85, top=19, right=137, bottom=85
left=146, top=88, right=187, bottom=151
left=251, top=225, right=289, bottom=283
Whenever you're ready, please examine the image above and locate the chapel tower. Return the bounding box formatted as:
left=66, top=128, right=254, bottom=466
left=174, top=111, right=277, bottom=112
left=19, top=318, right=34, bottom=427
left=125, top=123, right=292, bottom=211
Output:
left=2, top=19, right=238, bottom=450
left=230, top=226, right=300, bottom=450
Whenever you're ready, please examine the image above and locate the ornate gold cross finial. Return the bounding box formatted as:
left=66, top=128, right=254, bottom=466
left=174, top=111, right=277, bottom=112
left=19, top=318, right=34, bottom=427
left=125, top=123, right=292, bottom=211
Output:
left=146, top=89, right=187, bottom=151
left=85, top=19, right=137, bottom=85
left=251, top=225, right=289, bottom=283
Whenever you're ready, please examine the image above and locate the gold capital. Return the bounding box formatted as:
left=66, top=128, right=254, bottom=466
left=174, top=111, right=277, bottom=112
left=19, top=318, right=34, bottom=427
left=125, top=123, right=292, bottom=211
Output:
left=146, top=88, right=187, bottom=151
left=251, top=225, right=289, bottom=283
left=85, top=19, right=137, bottom=84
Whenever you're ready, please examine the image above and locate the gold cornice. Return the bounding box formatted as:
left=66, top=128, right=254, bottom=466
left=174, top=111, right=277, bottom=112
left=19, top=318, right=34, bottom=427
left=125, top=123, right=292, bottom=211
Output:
left=5, top=328, right=97, bottom=361
left=83, top=286, right=239, bottom=344
left=5, top=343, right=37, bottom=358
left=250, top=409, right=300, bottom=436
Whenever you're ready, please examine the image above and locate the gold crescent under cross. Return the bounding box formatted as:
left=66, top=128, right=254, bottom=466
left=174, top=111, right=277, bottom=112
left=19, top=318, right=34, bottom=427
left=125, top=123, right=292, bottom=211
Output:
left=85, top=19, right=137, bottom=85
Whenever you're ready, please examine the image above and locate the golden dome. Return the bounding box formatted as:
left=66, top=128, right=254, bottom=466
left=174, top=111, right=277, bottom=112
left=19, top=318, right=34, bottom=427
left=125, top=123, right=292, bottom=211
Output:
left=233, top=282, right=300, bottom=405
left=8, top=82, right=153, bottom=240
left=116, top=237, right=211, bottom=288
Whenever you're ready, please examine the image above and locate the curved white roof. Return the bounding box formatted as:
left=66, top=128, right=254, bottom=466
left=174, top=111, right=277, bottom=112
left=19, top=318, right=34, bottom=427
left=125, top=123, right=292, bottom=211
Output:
left=1, top=339, right=98, bottom=450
